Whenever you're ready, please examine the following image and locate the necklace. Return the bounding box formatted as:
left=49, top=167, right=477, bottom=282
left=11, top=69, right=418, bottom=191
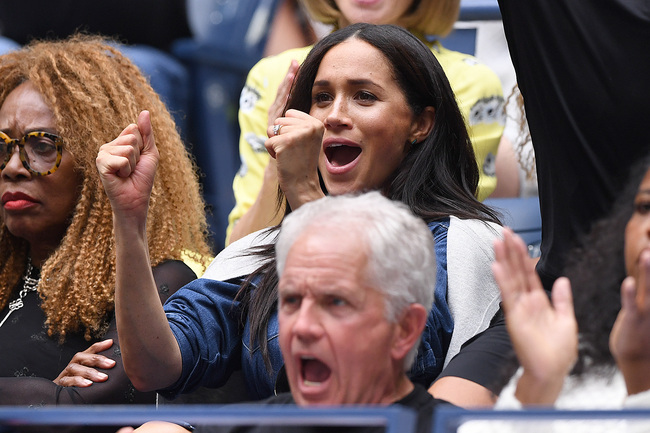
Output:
left=0, top=258, right=39, bottom=329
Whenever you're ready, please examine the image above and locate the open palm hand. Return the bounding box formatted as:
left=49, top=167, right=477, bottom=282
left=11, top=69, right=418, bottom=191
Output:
left=493, top=228, right=578, bottom=404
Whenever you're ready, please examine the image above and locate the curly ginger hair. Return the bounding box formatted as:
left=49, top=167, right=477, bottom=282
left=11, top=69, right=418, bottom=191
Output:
left=0, top=35, right=212, bottom=340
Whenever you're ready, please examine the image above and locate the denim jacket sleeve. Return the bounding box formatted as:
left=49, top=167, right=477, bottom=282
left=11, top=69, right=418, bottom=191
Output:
left=408, top=219, right=454, bottom=387
left=158, top=278, right=243, bottom=399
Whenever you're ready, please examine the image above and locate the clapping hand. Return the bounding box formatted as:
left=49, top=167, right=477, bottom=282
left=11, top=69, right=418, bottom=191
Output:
left=492, top=228, right=578, bottom=405
left=610, top=250, right=650, bottom=396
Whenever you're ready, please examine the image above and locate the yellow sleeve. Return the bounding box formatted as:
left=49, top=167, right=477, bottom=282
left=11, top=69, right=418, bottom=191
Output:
left=226, top=47, right=311, bottom=244
left=434, top=44, right=506, bottom=200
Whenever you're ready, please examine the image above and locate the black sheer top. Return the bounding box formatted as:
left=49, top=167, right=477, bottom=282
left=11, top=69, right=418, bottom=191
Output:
left=0, top=260, right=196, bottom=406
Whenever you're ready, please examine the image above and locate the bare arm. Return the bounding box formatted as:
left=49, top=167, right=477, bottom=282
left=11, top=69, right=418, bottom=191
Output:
left=53, top=261, right=196, bottom=391
left=490, top=135, right=521, bottom=198
left=263, top=0, right=314, bottom=57
left=429, top=376, right=496, bottom=407
left=96, top=111, right=182, bottom=391
left=229, top=158, right=285, bottom=243
left=428, top=311, right=512, bottom=408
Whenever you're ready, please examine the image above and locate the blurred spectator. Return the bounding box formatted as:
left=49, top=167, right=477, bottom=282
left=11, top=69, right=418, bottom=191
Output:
left=0, top=0, right=192, bottom=136
left=498, top=0, right=650, bottom=293
left=178, top=0, right=318, bottom=248
left=0, top=0, right=190, bottom=51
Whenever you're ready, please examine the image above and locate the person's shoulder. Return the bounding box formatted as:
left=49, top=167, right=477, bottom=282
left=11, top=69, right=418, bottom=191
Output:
left=434, top=42, right=494, bottom=74
left=270, top=45, right=313, bottom=62
left=395, top=384, right=436, bottom=409
left=203, top=228, right=277, bottom=281
left=449, top=216, right=501, bottom=241
left=245, top=45, right=313, bottom=101
left=395, top=384, right=456, bottom=430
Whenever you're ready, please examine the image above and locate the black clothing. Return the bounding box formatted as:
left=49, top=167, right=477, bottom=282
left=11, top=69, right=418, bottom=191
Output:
left=436, top=307, right=517, bottom=395
left=0, top=260, right=196, bottom=406
left=497, top=0, right=650, bottom=291
left=193, top=384, right=452, bottom=433
left=0, top=0, right=191, bottom=51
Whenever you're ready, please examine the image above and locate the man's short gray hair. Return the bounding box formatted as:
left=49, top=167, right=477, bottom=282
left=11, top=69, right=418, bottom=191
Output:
left=276, top=192, right=436, bottom=370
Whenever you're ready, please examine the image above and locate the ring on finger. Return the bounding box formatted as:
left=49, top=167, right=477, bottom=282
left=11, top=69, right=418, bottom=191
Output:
left=273, top=124, right=283, bottom=136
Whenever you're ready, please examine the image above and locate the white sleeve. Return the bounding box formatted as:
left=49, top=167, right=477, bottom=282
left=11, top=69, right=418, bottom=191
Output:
left=444, top=216, right=502, bottom=366
left=202, top=228, right=277, bottom=281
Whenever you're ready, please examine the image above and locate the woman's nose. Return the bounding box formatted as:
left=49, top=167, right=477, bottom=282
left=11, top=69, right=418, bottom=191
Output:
left=324, top=98, right=351, bottom=129
left=1, top=146, right=30, bottom=179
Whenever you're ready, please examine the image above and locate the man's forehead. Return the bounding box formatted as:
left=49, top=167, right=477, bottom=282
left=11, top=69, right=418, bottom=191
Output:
left=287, top=227, right=365, bottom=261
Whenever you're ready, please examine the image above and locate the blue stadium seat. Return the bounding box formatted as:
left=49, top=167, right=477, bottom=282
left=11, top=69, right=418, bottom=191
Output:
left=485, top=197, right=542, bottom=257
left=439, top=0, right=501, bottom=55
left=458, top=0, right=501, bottom=21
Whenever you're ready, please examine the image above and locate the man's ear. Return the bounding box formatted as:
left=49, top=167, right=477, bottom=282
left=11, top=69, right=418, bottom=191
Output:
left=409, top=106, right=435, bottom=145
left=391, top=303, right=428, bottom=361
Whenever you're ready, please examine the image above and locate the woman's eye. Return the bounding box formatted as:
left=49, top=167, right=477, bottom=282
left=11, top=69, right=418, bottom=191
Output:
left=29, top=139, right=56, bottom=155
left=635, top=201, right=650, bottom=215
left=357, top=91, right=377, bottom=102
left=313, top=92, right=332, bottom=104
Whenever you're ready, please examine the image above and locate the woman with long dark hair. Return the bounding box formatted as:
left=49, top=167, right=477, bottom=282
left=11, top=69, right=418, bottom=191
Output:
left=228, top=0, right=505, bottom=245
left=95, top=24, right=509, bottom=407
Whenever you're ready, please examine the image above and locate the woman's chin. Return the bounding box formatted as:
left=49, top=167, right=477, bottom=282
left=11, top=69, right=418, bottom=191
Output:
left=324, top=182, right=356, bottom=197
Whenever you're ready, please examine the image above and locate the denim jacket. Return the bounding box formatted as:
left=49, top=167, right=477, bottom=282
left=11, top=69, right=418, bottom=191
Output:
left=159, top=220, right=453, bottom=400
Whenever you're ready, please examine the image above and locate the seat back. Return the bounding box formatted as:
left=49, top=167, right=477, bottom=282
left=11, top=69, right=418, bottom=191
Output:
left=485, top=197, right=542, bottom=257
left=439, top=0, right=501, bottom=55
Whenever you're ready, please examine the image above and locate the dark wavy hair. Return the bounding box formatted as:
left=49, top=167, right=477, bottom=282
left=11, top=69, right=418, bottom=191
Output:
left=240, top=23, right=501, bottom=372
left=567, top=153, right=650, bottom=376
left=288, top=23, right=498, bottom=223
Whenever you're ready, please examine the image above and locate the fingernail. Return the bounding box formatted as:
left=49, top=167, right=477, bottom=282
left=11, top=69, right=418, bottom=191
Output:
left=98, top=373, right=108, bottom=379
left=82, top=379, right=93, bottom=386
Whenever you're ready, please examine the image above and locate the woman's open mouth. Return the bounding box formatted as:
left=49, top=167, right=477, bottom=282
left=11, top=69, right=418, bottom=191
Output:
left=323, top=142, right=361, bottom=174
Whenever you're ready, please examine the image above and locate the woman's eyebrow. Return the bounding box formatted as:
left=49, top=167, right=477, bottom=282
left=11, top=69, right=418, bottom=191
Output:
left=313, top=78, right=378, bottom=87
